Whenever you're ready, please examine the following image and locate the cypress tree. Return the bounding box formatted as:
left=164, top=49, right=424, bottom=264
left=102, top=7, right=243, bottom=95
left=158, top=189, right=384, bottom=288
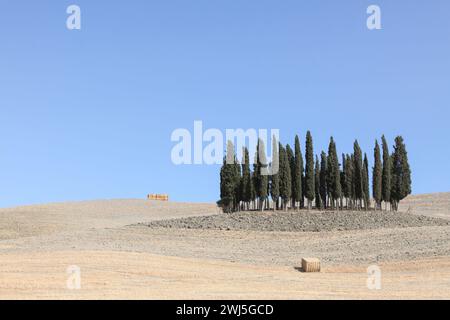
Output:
left=372, top=140, right=382, bottom=210
left=270, top=137, right=280, bottom=210
left=363, top=153, right=370, bottom=210
left=381, top=135, right=391, bottom=210
left=341, top=154, right=348, bottom=207
left=286, top=144, right=295, bottom=209
left=315, top=155, right=322, bottom=210
left=304, top=131, right=315, bottom=210
left=256, top=139, right=269, bottom=211
left=266, top=168, right=271, bottom=210
left=326, top=141, right=334, bottom=208
left=252, top=149, right=259, bottom=210
left=218, top=141, right=238, bottom=213
left=345, top=154, right=354, bottom=209
left=293, top=135, right=303, bottom=210
left=219, top=157, right=226, bottom=210
left=279, top=144, right=292, bottom=210
left=390, top=153, right=395, bottom=211
left=319, top=152, right=328, bottom=209
left=327, top=137, right=342, bottom=209
left=334, top=145, right=342, bottom=210
left=391, top=136, right=412, bottom=211
left=234, top=156, right=242, bottom=211
left=241, top=147, right=252, bottom=210
left=353, top=140, right=363, bottom=209
left=301, top=173, right=306, bottom=209
left=250, top=170, right=257, bottom=210
left=325, top=156, right=332, bottom=207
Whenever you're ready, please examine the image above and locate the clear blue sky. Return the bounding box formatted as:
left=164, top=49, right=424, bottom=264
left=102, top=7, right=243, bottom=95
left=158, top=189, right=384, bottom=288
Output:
left=0, top=1, right=449, bottom=207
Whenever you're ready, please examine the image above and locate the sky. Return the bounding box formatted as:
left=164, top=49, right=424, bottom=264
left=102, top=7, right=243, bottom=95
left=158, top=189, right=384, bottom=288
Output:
left=0, top=0, right=449, bottom=207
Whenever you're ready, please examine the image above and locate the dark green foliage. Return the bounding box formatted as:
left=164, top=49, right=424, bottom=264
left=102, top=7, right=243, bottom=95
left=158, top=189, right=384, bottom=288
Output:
left=286, top=144, right=296, bottom=208
left=363, top=153, right=370, bottom=210
left=350, top=154, right=356, bottom=205
left=304, top=131, right=315, bottom=209
left=218, top=158, right=228, bottom=209
left=252, top=147, right=260, bottom=210
left=233, top=156, right=242, bottom=210
left=218, top=141, right=239, bottom=213
left=381, top=135, right=391, bottom=209
left=391, top=136, right=412, bottom=211
left=301, top=173, right=306, bottom=208
left=319, top=152, right=328, bottom=209
left=353, top=140, right=363, bottom=209
left=243, top=147, right=253, bottom=209
left=279, top=144, right=292, bottom=210
left=341, top=154, right=348, bottom=204
left=250, top=170, right=256, bottom=208
left=293, top=135, right=304, bottom=209
left=254, top=139, right=269, bottom=210
left=270, top=137, right=280, bottom=209
left=218, top=133, right=411, bottom=214
left=372, top=140, right=382, bottom=210
left=315, top=156, right=322, bottom=210
left=327, top=137, right=342, bottom=209
left=344, top=154, right=354, bottom=209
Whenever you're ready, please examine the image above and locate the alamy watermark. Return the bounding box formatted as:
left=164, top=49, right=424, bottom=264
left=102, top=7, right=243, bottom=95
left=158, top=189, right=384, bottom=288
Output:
left=66, top=5, right=81, bottom=30
left=65, top=5, right=380, bottom=31
left=66, top=265, right=81, bottom=290
left=171, top=121, right=280, bottom=174
left=366, top=265, right=381, bottom=290
left=367, top=5, right=381, bottom=30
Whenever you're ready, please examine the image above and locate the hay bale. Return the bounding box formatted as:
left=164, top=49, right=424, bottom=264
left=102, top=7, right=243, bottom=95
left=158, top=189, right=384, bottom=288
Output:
left=147, top=194, right=169, bottom=201
left=301, top=258, right=321, bottom=272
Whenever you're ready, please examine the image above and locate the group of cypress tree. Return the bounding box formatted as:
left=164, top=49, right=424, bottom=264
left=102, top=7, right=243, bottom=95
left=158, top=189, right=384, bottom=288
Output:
left=218, top=132, right=411, bottom=213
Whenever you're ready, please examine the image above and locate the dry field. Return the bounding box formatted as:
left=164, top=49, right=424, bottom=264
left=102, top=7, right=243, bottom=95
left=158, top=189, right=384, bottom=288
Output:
left=0, top=194, right=449, bottom=299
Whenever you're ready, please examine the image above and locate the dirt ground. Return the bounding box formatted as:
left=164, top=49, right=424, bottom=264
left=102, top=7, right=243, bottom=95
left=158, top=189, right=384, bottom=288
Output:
left=0, top=194, right=449, bottom=299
